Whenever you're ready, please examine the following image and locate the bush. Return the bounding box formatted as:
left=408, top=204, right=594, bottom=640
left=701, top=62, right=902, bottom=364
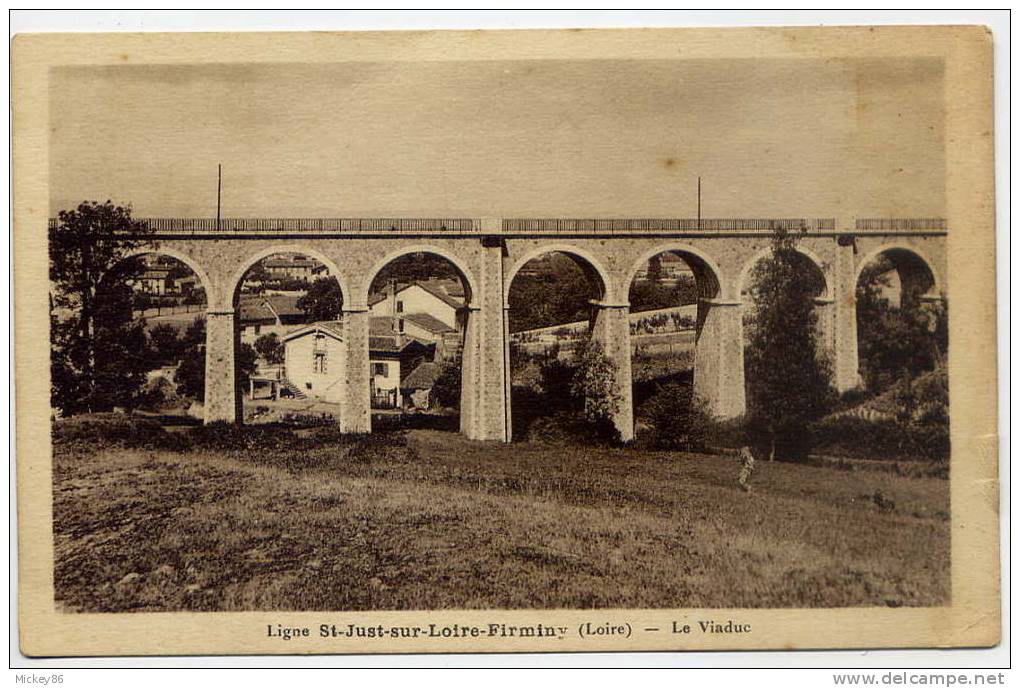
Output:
left=642, top=381, right=711, bottom=451
left=52, top=413, right=174, bottom=449
left=539, top=358, right=576, bottom=409
left=809, top=416, right=949, bottom=463
left=432, top=359, right=462, bottom=409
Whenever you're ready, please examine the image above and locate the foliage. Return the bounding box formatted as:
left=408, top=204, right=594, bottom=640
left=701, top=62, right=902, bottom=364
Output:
left=176, top=340, right=257, bottom=402
left=744, top=228, right=835, bottom=461
left=569, top=338, right=621, bottom=441
left=432, top=358, right=462, bottom=409
left=628, top=274, right=698, bottom=313
left=508, top=254, right=599, bottom=332
left=181, top=316, right=206, bottom=351
left=183, top=287, right=206, bottom=306
left=538, top=357, right=577, bottom=410
left=646, top=254, right=663, bottom=282
left=856, top=262, right=947, bottom=393
left=296, top=277, right=344, bottom=321
left=174, top=348, right=206, bottom=402
left=254, top=333, right=284, bottom=365
left=374, top=252, right=461, bottom=285
left=642, top=381, right=711, bottom=451
left=148, top=323, right=183, bottom=365
left=49, top=201, right=155, bottom=414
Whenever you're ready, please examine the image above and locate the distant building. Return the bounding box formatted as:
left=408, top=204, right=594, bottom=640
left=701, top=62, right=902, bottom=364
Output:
left=238, top=294, right=309, bottom=343
left=635, top=253, right=693, bottom=281
left=280, top=319, right=435, bottom=409
left=282, top=321, right=347, bottom=403
left=368, top=279, right=464, bottom=329
left=130, top=267, right=174, bottom=295
left=262, top=255, right=323, bottom=280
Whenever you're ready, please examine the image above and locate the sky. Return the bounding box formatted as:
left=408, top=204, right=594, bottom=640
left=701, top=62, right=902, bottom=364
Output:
left=49, top=58, right=945, bottom=219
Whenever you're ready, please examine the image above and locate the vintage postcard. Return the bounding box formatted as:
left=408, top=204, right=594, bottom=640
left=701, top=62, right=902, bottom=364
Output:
left=13, top=26, right=999, bottom=656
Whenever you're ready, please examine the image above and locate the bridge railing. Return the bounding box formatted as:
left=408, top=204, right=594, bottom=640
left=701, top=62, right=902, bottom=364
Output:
left=855, top=218, right=947, bottom=232
left=501, top=218, right=837, bottom=233
left=46, top=216, right=946, bottom=235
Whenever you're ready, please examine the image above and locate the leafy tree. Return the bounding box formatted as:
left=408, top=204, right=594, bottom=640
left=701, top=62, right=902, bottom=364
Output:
left=508, top=254, right=599, bottom=332
left=183, top=286, right=207, bottom=306
left=569, top=338, right=621, bottom=441
left=176, top=340, right=257, bottom=402
left=744, top=228, right=835, bottom=461
left=49, top=201, right=153, bottom=414
left=432, top=358, right=462, bottom=409
left=672, top=274, right=698, bottom=305
left=856, top=262, right=946, bottom=392
left=374, top=252, right=460, bottom=285
left=646, top=255, right=664, bottom=282
left=643, top=380, right=711, bottom=451
left=297, top=277, right=344, bottom=321
left=254, top=333, right=284, bottom=364
left=181, top=316, right=206, bottom=351
left=148, top=323, right=183, bottom=365
left=174, top=348, right=204, bottom=401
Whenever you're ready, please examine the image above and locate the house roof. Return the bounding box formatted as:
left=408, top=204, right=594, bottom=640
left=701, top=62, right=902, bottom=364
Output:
left=239, top=294, right=305, bottom=323
left=282, top=320, right=344, bottom=343
left=367, top=279, right=464, bottom=310
left=401, top=361, right=442, bottom=389
left=403, top=312, right=456, bottom=334
left=370, top=313, right=455, bottom=336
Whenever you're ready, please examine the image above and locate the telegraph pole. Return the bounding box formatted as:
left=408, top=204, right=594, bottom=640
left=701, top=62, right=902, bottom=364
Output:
left=697, top=176, right=702, bottom=230
left=216, top=164, right=222, bottom=231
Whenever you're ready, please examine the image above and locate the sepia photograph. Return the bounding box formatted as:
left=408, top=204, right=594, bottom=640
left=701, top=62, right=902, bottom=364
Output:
left=13, top=22, right=1000, bottom=657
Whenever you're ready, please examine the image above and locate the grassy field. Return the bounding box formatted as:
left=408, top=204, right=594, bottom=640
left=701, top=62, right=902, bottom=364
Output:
left=52, top=419, right=949, bottom=612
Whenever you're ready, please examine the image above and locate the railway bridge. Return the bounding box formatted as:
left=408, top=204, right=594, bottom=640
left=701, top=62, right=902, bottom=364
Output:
left=102, top=216, right=948, bottom=442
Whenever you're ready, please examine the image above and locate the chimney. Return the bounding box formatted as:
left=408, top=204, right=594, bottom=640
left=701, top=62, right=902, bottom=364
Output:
left=389, top=279, right=401, bottom=334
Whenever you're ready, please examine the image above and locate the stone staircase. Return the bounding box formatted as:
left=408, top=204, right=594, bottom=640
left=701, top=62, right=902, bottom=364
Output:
left=279, top=377, right=308, bottom=400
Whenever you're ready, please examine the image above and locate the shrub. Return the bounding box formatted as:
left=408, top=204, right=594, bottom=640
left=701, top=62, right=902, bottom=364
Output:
left=539, top=357, right=576, bottom=409
left=642, top=381, right=711, bottom=451
left=569, top=339, right=621, bottom=443
left=52, top=413, right=173, bottom=449
left=809, top=416, right=949, bottom=463
left=432, top=359, right=462, bottom=409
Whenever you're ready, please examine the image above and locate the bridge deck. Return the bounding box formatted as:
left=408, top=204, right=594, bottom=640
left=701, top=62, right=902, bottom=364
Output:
left=46, top=217, right=948, bottom=237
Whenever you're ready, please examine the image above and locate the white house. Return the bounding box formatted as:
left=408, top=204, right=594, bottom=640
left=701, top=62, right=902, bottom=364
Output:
left=281, top=319, right=434, bottom=409
left=368, top=279, right=463, bottom=329
left=282, top=321, right=347, bottom=403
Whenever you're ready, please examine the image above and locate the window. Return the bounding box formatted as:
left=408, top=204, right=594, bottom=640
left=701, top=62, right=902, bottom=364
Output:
left=398, top=319, right=405, bottom=333
left=372, top=362, right=389, bottom=377
left=396, top=300, right=404, bottom=313
left=313, top=351, right=327, bottom=374
left=254, top=324, right=261, bottom=335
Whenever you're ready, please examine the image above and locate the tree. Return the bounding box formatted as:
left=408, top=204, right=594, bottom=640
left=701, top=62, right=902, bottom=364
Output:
left=49, top=201, right=153, bottom=414
left=644, top=380, right=711, bottom=451
left=254, top=333, right=284, bottom=365
left=176, top=340, right=257, bottom=402
left=569, top=338, right=621, bottom=441
left=297, top=277, right=344, bottom=321
left=183, top=286, right=207, bottom=306
left=856, top=262, right=946, bottom=392
left=432, top=358, right=462, bottom=409
left=148, top=322, right=183, bottom=366
left=646, top=255, right=664, bottom=282
left=744, top=228, right=835, bottom=461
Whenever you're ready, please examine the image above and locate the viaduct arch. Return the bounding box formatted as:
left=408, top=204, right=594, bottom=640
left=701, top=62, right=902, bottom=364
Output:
left=83, top=216, right=947, bottom=443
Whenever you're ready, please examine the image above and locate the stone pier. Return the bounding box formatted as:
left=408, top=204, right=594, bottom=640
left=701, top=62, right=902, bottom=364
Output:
left=693, top=299, right=745, bottom=419
left=204, top=309, right=240, bottom=423
left=591, top=301, right=634, bottom=442
left=340, top=305, right=371, bottom=434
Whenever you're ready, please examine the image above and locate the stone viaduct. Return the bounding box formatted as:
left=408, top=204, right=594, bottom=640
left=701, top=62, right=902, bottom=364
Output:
left=107, top=216, right=947, bottom=443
